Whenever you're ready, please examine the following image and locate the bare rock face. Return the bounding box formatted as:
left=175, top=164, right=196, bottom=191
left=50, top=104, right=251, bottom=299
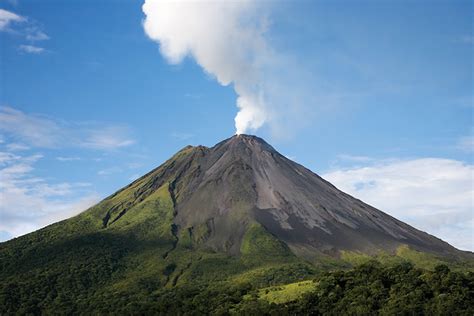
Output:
left=118, top=134, right=461, bottom=259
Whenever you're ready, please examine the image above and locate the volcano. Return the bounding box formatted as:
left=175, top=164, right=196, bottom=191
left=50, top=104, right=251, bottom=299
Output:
left=98, top=134, right=458, bottom=257
left=1, top=134, right=470, bottom=314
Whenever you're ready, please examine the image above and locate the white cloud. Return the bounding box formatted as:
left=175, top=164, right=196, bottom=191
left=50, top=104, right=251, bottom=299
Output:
left=143, top=0, right=269, bottom=134
left=25, top=27, right=49, bottom=41
left=457, top=135, right=474, bottom=152
left=171, top=132, right=194, bottom=141
left=143, top=0, right=315, bottom=137
left=184, top=93, right=202, bottom=100
left=322, top=158, right=474, bottom=251
left=0, top=151, right=100, bottom=241
left=97, top=167, right=122, bottom=176
left=5, top=143, right=30, bottom=151
left=18, top=44, right=45, bottom=54
left=0, top=106, right=136, bottom=151
left=0, top=9, right=50, bottom=55
left=336, top=154, right=374, bottom=163
left=0, top=8, right=24, bottom=30
left=56, top=156, right=81, bottom=162
left=97, top=159, right=143, bottom=177
left=127, top=162, right=142, bottom=169
left=98, top=162, right=142, bottom=177
left=0, top=151, right=20, bottom=165
left=80, top=126, right=135, bottom=150
left=0, top=107, right=61, bottom=147
left=459, top=35, right=474, bottom=44
left=129, top=174, right=140, bottom=181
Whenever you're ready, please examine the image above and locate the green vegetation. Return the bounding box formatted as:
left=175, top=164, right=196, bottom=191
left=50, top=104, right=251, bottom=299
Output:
left=240, top=223, right=293, bottom=263
left=2, top=233, right=473, bottom=316
left=276, top=261, right=474, bottom=315
left=341, top=245, right=474, bottom=272
left=255, top=280, right=317, bottom=304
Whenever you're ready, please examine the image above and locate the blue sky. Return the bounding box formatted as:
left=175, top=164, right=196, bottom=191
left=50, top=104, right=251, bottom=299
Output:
left=0, top=0, right=472, bottom=250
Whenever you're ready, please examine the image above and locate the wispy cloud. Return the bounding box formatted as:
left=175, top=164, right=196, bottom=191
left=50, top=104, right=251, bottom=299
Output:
left=129, top=174, right=140, bottom=181
left=5, top=143, right=29, bottom=151
left=171, top=132, right=194, bottom=141
left=458, top=35, right=474, bottom=44
left=80, top=126, right=135, bottom=150
left=97, top=167, right=122, bottom=176
left=0, top=8, right=50, bottom=54
left=56, top=156, right=81, bottom=162
left=184, top=93, right=202, bottom=100
left=322, top=157, right=474, bottom=251
left=0, top=8, right=25, bottom=31
left=0, top=151, right=99, bottom=240
left=18, top=44, right=45, bottom=54
left=98, top=162, right=141, bottom=176
left=0, top=107, right=60, bottom=147
left=127, top=162, right=142, bottom=169
left=0, top=106, right=136, bottom=151
left=0, top=151, right=21, bottom=165
left=25, top=27, right=49, bottom=41
left=336, top=154, right=374, bottom=163
left=457, top=135, right=474, bottom=152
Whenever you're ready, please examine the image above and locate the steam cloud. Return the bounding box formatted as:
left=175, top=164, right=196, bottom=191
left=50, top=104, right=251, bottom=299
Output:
left=142, top=0, right=278, bottom=135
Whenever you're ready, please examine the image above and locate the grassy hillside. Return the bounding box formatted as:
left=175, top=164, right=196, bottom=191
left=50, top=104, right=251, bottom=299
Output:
left=253, top=280, right=317, bottom=304
left=341, top=245, right=474, bottom=272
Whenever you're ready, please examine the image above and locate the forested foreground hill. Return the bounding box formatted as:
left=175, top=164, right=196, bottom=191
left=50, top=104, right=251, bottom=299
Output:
left=244, top=262, right=474, bottom=315
left=1, top=258, right=473, bottom=315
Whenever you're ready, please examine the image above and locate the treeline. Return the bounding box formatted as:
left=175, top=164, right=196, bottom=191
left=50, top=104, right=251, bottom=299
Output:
left=1, top=260, right=473, bottom=315
left=139, top=261, right=474, bottom=315
left=239, top=261, right=474, bottom=315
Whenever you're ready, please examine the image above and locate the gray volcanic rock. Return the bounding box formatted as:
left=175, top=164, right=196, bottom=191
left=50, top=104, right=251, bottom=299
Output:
left=129, top=134, right=462, bottom=258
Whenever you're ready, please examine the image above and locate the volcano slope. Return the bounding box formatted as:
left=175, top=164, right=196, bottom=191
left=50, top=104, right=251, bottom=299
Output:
left=1, top=135, right=472, bottom=314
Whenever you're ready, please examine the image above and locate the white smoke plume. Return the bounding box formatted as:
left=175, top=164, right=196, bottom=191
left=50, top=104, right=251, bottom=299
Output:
left=142, top=0, right=277, bottom=135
